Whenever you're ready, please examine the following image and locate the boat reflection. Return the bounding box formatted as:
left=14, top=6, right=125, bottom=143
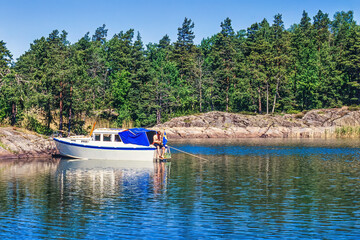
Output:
left=57, top=158, right=156, bottom=170
left=56, top=159, right=171, bottom=200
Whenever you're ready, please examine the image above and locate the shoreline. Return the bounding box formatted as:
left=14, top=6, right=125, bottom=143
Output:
left=2, top=108, right=360, bottom=160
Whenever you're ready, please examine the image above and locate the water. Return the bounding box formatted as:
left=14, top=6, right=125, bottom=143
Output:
left=0, top=138, right=360, bottom=239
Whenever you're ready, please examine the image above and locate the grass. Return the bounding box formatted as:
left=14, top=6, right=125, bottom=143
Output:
left=0, top=140, right=16, bottom=154
left=0, top=141, right=8, bottom=150
left=335, top=126, right=360, bottom=138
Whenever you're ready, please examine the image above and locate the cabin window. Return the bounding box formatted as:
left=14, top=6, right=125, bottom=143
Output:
left=103, top=134, right=111, bottom=142
left=95, top=134, right=101, bottom=141
left=114, top=135, right=121, bottom=142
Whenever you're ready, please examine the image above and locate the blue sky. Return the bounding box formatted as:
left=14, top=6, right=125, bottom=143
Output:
left=1, top=0, right=358, bottom=60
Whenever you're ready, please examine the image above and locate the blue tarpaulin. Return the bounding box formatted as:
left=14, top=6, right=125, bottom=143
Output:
left=118, top=128, right=155, bottom=146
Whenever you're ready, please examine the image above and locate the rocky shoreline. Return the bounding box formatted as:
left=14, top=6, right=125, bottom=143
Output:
left=156, top=108, right=360, bottom=139
left=1, top=107, right=360, bottom=159
left=0, top=127, right=57, bottom=160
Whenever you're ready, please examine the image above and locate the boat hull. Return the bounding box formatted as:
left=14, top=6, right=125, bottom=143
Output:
left=54, top=138, right=156, bottom=161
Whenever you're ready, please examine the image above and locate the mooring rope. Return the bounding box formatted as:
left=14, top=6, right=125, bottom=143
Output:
left=168, top=146, right=210, bottom=161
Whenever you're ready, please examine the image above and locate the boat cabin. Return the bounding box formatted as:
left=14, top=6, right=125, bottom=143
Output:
left=92, top=128, right=123, bottom=142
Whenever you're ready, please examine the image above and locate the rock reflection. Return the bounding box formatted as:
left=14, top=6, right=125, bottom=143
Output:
left=0, top=158, right=60, bottom=213
left=0, top=158, right=60, bottom=179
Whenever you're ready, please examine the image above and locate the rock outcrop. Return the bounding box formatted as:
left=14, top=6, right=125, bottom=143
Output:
left=0, top=127, right=57, bottom=159
left=156, top=108, right=359, bottom=139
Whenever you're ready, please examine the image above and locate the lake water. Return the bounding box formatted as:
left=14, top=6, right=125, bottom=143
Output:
left=0, top=138, right=359, bottom=239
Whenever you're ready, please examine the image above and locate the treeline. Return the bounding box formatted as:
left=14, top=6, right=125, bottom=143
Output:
left=0, top=10, right=360, bottom=134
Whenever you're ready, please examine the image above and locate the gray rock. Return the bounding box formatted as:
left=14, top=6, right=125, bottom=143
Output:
left=0, top=127, right=57, bottom=159
left=156, top=108, right=356, bottom=139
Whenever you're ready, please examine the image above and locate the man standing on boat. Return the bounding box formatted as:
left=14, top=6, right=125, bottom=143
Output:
left=153, top=131, right=165, bottom=159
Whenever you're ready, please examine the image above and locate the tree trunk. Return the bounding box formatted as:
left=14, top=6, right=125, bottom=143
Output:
left=226, top=76, right=229, bottom=112
left=47, top=100, right=51, bottom=130
left=266, top=81, right=269, bottom=114
left=199, top=76, right=202, bottom=112
left=156, top=94, right=161, bottom=125
left=210, top=79, right=214, bottom=111
left=156, top=108, right=161, bottom=125
left=248, top=85, right=256, bottom=113
left=68, top=86, right=73, bottom=136
left=59, top=82, right=63, bottom=134
left=258, top=88, right=262, bottom=114
left=11, top=102, right=16, bottom=126
left=156, top=74, right=161, bottom=124
left=272, top=77, right=280, bottom=113
left=211, top=88, right=214, bottom=111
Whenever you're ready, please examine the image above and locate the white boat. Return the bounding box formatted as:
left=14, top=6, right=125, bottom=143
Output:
left=54, top=128, right=163, bottom=161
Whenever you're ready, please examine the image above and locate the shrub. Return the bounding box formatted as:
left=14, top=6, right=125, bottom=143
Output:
left=348, top=105, right=360, bottom=111
left=287, top=109, right=301, bottom=114
left=22, top=116, right=52, bottom=135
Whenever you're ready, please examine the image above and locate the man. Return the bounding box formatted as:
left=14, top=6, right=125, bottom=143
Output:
left=153, top=131, right=165, bottom=159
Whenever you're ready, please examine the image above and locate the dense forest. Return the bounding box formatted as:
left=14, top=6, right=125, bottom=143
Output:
left=0, top=10, right=359, bottom=135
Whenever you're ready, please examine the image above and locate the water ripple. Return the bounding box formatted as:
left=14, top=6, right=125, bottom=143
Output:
left=1, top=140, right=360, bottom=239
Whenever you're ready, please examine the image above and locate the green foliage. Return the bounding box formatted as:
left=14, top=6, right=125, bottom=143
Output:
left=22, top=115, right=53, bottom=135
left=2, top=10, right=360, bottom=133
left=348, top=105, right=360, bottom=111
left=0, top=98, right=8, bottom=121
left=65, top=118, right=87, bottom=135
left=111, top=70, right=131, bottom=109
left=287, top=109, right=301, bottom=114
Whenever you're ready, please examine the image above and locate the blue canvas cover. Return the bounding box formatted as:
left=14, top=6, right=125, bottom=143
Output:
left=118, top=128, right=154, bottom=146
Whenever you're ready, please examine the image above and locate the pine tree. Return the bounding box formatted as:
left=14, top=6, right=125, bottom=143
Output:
left=330, top=11, right=356, bottom=107
left=269, top=14, right=291, bottom=113
left=341, top=25, right=360, bottom=104
left=212, top=17, right=238, bottom=112
left=290, top=11, right=319, bottom=110
left=172, top=17, right=198, bottom=112
left=244, top=20, right=272, bottom=113
left=0, top=40, right=13, bottom=122
left=92, top=24, right=108, bottom=44
left=129, top=32, right=152, bottom=126
left=147, top=41, right=179, bottom=124
left=0, top=41, right=23, bottom=125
